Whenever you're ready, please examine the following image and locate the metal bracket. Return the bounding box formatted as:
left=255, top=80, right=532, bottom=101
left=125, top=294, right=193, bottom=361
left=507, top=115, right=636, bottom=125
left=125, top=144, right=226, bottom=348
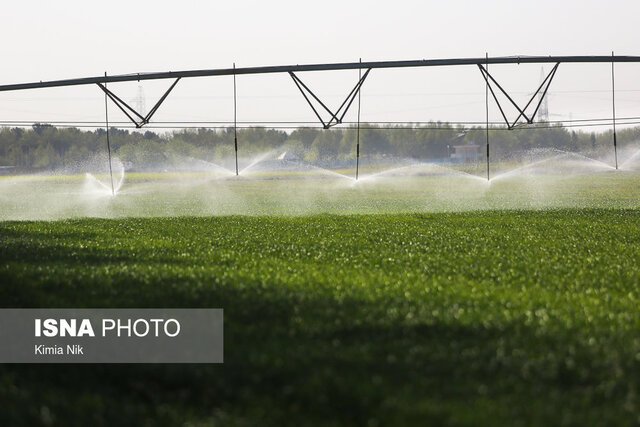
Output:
left=478, top=63, right=559, bottom=129
left=289, top=69, right=371, bottom=129
left=96, top=78, right=181, bottom=128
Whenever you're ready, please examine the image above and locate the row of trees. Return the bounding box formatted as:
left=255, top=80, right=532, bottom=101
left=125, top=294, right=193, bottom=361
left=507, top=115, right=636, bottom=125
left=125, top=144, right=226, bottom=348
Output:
left=0, top=122, right=638, bottom=170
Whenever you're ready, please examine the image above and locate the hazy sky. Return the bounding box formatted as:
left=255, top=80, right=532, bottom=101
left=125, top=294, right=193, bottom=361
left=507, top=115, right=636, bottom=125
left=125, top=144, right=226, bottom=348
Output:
left=1, top=0, right=638, bottom=131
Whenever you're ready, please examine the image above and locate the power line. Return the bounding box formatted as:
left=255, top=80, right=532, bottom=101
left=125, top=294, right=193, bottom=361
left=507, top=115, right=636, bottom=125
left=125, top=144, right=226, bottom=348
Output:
left=2, top=120, right=640, bottom=131
left=3, top=115, right=640, bottom=125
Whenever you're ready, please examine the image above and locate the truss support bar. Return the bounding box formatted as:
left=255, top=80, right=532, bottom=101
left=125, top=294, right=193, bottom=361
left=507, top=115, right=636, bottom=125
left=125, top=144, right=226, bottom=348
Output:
left=478, top=64, right=531, bottom=126
left=527, top=63, right=559, bottom=124
left=96, top=78, right=181, bottom=128
left=96, top=82, right=145, bottom=127
left=289, top=68, right=372, bottom=129
left=478, top=65, right=512, bottom=129
left=143, top=78, right=181, bottom=125
left=289, top=72, right=330, bottom=129
left=477, top=62, right=560, bottom=130
left=335, top=68, right=371, bottom=125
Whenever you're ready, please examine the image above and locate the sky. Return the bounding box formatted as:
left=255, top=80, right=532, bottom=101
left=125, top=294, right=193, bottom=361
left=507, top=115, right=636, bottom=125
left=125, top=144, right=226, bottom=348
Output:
left=0, top=0, right=638, bottom=131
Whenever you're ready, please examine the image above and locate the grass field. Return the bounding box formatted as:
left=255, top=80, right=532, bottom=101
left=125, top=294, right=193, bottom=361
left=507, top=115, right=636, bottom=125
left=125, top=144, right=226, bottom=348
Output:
left=1, top=209, right=640, bottom=425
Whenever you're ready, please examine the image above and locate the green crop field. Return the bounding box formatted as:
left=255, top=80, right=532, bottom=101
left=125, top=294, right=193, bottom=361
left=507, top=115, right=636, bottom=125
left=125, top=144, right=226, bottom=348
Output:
left=1, top=170, right=640, bottom=220
left=1, top=207, right=640, bottom=425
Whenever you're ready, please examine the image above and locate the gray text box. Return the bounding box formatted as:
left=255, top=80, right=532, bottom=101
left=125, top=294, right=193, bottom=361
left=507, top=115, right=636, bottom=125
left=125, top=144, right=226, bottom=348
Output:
left=0, top=309, right=223, bottom=363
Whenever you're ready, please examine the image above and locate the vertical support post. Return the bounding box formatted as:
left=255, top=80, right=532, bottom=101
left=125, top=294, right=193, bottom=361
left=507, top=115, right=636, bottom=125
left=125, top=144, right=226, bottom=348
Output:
left=233, top=63, right=239, bottom=176
left=485, top=53, right=490, bottom=181
left=611, top=51, right=618, bottom=170
left=356, top=58, right=362, bottom=181
left=103, top=72, right=115, bottom=195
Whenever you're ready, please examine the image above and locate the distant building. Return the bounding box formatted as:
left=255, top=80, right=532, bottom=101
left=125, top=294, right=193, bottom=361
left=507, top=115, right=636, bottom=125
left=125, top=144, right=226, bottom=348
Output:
left=451, top=142, right=481, bottom=162
left=121, top=160, right=134, bottom=171
left=277, top=151, right=299, bottom=161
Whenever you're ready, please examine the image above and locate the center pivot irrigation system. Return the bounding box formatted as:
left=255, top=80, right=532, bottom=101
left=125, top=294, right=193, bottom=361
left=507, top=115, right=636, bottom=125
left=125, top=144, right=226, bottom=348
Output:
left=0, top=53, right=638, bottom=194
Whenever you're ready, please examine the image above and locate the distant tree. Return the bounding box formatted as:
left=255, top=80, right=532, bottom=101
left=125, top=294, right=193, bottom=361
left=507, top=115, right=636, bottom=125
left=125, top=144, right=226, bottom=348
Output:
left=144, top=130, right=158, bottom=140
left=570, top=131, right=579, bottom=151
left=282, top=139, right=305, bottom=159
left=309, top=130, right=343, bottom=161
left=1, top=123, right=640, bottom=170
left=289, top=128, right=320, bottom=149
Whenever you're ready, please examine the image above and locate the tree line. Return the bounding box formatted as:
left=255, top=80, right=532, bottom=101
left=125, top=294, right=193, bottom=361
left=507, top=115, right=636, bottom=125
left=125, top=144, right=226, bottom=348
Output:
left=0, top=122, right=638, bottom=171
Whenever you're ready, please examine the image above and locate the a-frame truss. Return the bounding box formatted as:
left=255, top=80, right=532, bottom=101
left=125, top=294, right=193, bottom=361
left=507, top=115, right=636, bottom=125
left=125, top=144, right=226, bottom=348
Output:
left=289, top=68, right=371, bottom=129
left=96, top=77, right=181, bottom=128
left=478, top=62, right=560, bottom=129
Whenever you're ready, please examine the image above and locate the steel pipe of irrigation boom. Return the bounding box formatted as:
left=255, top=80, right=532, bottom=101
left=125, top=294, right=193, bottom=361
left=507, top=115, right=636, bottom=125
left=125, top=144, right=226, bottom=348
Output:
left=2, top=56, right=640, bottom=92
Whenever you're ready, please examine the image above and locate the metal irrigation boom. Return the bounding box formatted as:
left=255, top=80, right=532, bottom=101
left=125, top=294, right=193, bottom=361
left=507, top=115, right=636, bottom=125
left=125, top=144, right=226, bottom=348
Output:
left=1, top=54, right=638, bottom=180
left=1, top=55, right=639, bottom=92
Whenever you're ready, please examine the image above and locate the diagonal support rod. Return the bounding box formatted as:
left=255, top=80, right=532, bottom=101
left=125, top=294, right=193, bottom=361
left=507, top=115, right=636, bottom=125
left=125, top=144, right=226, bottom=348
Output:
left=334, top=68, right=371, bottom=125
left=96, top=78, right=181, bottom=128
left=289, top=72, right=330, bottom=128
left=142, top=78, right=181, bottom=125
left=289, top=69, right=371, bottom=129
left=478, top=64, right=530, bottom=126
left=477, top=63, right=559, bottom=129
left=289, top=72, right=338, bottom=128
left=511, top=63, right=559, bottom=127
left=96, top=82, right=145, bottom=126
left=479, top=65, right=511, bottom=129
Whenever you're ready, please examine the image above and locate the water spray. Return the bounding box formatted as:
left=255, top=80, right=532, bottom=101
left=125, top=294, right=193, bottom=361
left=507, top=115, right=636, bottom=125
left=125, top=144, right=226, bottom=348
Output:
left=233, top=63, right=239, bottom=176
left=612, top=51, right=618, bottom=170
left=103, top=72, right=115, bottom=196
